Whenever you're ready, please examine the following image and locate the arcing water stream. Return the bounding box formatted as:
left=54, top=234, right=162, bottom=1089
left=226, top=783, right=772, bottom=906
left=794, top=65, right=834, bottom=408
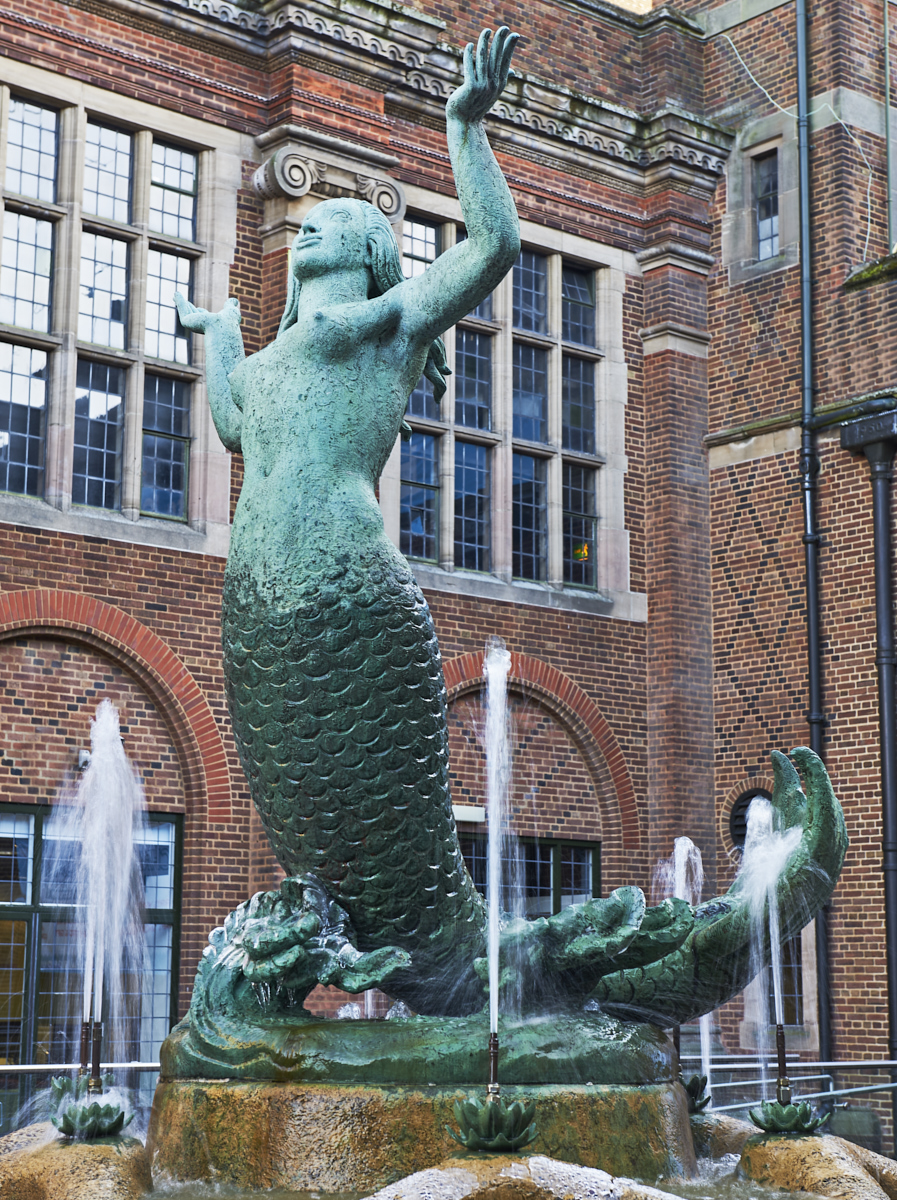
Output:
left=736, top=797, right=802, bottom=1099
left=43, top=700, right=149, bottom=1085
left=654, top=837, right=714, bottom=1101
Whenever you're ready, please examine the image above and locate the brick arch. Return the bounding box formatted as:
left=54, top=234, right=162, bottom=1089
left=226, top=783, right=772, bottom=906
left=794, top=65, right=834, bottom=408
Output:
left=0, top=589, right=230, bottom=824
left=444, top=651, right=639, bottom=850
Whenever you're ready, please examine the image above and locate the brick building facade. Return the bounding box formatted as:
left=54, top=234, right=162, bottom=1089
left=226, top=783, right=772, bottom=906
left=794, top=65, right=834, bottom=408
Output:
left=0, top=0, right=894, bottom=1135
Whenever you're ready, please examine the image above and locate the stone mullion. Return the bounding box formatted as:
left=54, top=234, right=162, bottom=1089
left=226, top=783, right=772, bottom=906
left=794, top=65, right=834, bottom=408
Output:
left=547, top=253, right=563, bottom=590
left=122, top=131, right=152, bottom=520
left=45, top=103, right=84, bottom=512
left=491, top=270, right=513, bottom=582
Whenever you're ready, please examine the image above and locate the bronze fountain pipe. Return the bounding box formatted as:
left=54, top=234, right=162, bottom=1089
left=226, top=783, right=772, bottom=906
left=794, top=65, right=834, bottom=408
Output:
left=79, top=1020, right=91, bottom=1077
left=88, top=1022, right=103, bottom=1094
left=487, top=1032, right=500, bottom=1098
left=775, top=1022, right=792, bottom=1106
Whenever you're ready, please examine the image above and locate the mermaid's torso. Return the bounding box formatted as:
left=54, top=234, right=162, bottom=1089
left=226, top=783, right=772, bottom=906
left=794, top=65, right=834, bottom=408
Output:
left=222, top=331, right=486, bottom=1003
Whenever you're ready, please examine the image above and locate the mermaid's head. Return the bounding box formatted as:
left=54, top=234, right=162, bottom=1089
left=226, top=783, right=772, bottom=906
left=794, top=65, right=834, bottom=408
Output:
left=279, top=199, right=449, bottom=400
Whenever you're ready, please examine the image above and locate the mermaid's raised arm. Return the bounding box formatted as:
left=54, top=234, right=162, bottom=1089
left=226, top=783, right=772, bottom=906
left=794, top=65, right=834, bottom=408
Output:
left=398, top=28, right=521, bottom=342
left=175, top=294, right=245, bottom=452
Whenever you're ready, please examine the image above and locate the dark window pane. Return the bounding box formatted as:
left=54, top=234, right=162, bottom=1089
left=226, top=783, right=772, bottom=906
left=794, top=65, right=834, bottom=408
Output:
left=755, top=151, right=779, bottom=261
left=403, top=219, right=441, bottom=419
left=513, top=251, right=547, bottom=333
left=562, top=265, right=595, bottom=346
left=6, top=99, right=57, bottom=202
left=455, top=330, right=492, bottom=429
left=400, top=432, right=438, bottom=561
left=560, top=845, right=592, bottom=907
left=0, top=343, right=46, bottom=497
left=562, top=356, right=595, bottom=453
left=513, top=343, right=548, bottom=442
left=141, top=434, right=186, bottom=518
left=454, top=441, right=489, bottom=571
left=143, top=374, right=190, bottom=438
left=563, top=463, right=597, bottom=588
left=512, top=453, right=546, bottom=581
left=73, top=360, right=124, bottom=509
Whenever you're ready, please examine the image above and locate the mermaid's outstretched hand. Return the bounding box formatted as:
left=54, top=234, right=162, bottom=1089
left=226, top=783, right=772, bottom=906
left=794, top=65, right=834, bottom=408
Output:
left=174, top=292, right=241, bottom=334
left=446, top=27, right=519, bottom=125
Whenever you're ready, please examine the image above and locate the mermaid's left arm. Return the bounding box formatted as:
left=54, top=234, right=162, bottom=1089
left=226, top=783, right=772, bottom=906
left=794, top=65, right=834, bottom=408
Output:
left=397, top=28, right=521, bottom=342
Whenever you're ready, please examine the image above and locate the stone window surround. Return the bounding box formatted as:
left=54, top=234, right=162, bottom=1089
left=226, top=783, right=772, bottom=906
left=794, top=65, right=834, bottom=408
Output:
left=0, top=61, right=252, bottom=558
left=722, top=117, right=799, bottom=285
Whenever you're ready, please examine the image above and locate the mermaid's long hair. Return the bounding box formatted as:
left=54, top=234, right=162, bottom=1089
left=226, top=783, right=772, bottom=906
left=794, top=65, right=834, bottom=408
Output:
left=278, top=201, right=450, bottom=400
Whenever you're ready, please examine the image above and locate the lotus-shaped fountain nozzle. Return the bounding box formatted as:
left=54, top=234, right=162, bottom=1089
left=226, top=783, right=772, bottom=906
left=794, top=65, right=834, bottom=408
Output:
left=50, top=1073, right=134, bottom=1139
left=749, top=1099, right=830, bottom=1135
left=447, top=1094, right=538, bottom=1152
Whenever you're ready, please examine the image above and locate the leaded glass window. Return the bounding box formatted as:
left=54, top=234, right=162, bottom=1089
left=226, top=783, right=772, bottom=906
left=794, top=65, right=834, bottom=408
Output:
left=458, top=835, right=599, bottom=917
left=73, top=359, right=124, bottom=509
left=455, top=329, right=491, bottom=429
left=563, top=464, right=597, bottom=588
left=145, top=251, right=190, bottom=363
left=562, top=356, right=595, bottom=454
left=561, top=265, right=595, bottom=346
left=5, top=99, right=57, bottom=202
left=83, top=124, right=132, bottom=223
left=513, top=343, right=548, bottom=442
left=0, top=343, right=46, bottom=497
left=513, top=251, right=547, bottom=333
left=79, top=233, right=127, bottom=349
left=141, top=374, right=190, bottom=518
left=400, top=432, right=438, bottom=561
left=454, top=441, right=490, bottom=571
left=512, top=453, right=546, bottom=581
left=755, top=150, right=779, bottom=261
left=150, top=144, right=197, bottom=241
left=1, top=213, right=52, bottom=332
left=403, top=219, right=440, bottom=420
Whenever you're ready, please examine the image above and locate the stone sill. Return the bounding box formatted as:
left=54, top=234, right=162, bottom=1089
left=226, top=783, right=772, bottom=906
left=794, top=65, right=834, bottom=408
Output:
left=411, top=563, right=647, bottom=623
left=0, top=492, right=231, bottom=559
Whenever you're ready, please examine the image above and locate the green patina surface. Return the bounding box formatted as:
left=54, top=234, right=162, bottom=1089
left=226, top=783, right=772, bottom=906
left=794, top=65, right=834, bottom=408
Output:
left=162, top=1010, right=675, bottom=1085
left=170, top=24, right=848, bottom=1076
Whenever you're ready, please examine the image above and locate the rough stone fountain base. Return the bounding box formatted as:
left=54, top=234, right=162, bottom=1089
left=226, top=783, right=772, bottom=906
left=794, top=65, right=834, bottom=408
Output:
left=148, top=1079, right=694, bottom=1192
left=147, top=1011, right=696, bottom=1191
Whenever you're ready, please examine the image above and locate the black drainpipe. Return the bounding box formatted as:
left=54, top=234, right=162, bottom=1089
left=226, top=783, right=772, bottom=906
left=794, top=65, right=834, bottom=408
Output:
left=795, top=0, right=833, bottom=1064
left=841, top=411, right=897, bottom=1140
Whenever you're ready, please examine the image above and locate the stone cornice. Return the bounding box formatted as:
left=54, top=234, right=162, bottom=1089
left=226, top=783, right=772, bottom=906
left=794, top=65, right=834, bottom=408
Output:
left=43, top=0, right=733, bottom=193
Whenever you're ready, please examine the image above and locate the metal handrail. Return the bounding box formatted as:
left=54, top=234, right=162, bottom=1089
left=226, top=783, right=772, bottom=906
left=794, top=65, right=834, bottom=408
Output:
left=680, top=1057, right=897, bottom=1070
left=0, top=1062, right=160, bottom=1075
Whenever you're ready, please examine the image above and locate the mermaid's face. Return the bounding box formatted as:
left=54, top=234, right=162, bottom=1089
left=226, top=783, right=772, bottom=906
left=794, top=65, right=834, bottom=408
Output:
left=291, top=200, right=370, bottom=279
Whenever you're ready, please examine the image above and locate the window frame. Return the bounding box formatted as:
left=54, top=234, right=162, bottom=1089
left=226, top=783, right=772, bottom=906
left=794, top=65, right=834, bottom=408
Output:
left=387, top=209, right=612, bottom=598
left=457, top=832, right=601, bottom=916
left=0, top=68, right=240, bottom=556
left=0, top=801, right=181, bottom=1128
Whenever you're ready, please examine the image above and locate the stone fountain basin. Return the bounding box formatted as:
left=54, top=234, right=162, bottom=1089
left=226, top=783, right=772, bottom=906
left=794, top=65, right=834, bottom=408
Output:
left=148, top=1011, right=695, bottom=1191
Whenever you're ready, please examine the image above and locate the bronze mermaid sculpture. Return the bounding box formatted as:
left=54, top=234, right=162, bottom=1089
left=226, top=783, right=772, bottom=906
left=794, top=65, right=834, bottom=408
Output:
left=174, top=28, right=847, bottom=1039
